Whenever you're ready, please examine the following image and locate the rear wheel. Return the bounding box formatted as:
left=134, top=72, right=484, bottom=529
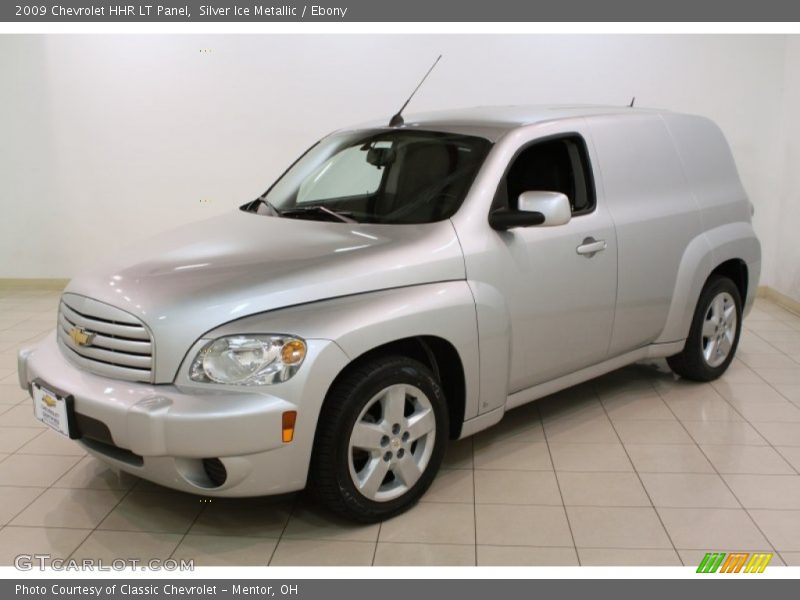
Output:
left=309, top=355, right=448, bottom=523
left=667, top=275, right=742, bottom=381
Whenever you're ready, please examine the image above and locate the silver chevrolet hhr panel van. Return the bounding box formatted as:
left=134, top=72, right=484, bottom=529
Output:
left=19, top=106, right=761, bottom=522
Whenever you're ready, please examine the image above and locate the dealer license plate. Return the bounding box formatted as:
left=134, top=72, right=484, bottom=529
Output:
left=32, top=381, right=74, bottom=437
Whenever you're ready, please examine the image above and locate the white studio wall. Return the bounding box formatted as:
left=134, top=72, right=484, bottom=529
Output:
left=772, top=37, right=800, bottom=303
left=0, top=34, right=796, bottom=301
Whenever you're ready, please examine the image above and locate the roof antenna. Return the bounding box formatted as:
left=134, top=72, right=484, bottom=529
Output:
left=389, top=55, right=442, bottom=127
left=629, top=96, right=636, bottom=107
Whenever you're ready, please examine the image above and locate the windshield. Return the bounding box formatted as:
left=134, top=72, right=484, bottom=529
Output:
left=243, top=129, right=492, bottom=224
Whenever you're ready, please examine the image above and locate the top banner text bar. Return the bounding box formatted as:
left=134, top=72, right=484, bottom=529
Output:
left=4, top=0, right=800, bottom=23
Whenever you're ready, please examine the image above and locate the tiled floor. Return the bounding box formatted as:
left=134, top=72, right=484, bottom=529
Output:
left=1, top=288, right=800, bottom=567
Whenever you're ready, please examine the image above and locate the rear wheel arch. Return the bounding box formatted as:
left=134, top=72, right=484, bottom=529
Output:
left=708, top=258, right=748, bottom=304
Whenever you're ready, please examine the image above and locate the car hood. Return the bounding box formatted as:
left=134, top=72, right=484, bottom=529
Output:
left=64, top=210, right=466, bottom=381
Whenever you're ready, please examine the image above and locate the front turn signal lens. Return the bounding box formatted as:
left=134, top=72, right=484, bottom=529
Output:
left=282, top=411, right=297, bottom=443
left=281, top=340, right=306, bottom=365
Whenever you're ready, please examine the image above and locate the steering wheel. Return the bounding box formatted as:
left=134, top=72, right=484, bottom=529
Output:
left=383, top=168, right=471, bottom=221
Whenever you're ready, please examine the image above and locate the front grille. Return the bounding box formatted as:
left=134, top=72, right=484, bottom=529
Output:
left=57, top=293, right=154, bottom=383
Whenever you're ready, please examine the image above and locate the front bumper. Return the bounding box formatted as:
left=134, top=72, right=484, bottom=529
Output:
left=18, top=331, right=349, bottom=496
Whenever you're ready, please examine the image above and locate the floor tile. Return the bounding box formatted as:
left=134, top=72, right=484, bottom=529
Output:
left=171, top=534, right=277, bottom=566
left=423, top=468, right=474, bottom=503
left=578, top=548, right=681, bottom=566
left=380, top=502, right=475, bottom=545
left=661, top=388, right=743, bottom=421
left=776, top=446, right=800, bottom=472
left=442, top=438, right=473, bottom=469
left=558, top=472, right=650, bottom=507
left=602, top=395, right=676, bottom=421
left=473, top=441, right=552, bottom=471
left=270, top=539, right=375, bottom=566
left=188, top=497, right=293, bottom=538
left=613, top=420, right=693, bottom=445
left=282, top=505, right=379, bottom=542
left=0, top=384, right=27, bottom=405
left=625, top=444, right=714, bottom=473
left=765, top=337, right=800, bottom=351
left=0, top=405, right=46, bottom=428
left=98, top=490, right=204, bottom=533
left=713, top=381, right=788, bottom=404
left=473, top=406, right=545, bottom=446
left=738, top=352, right=799, bottom=369
left=0, top=486, right=45, bottom=525
left=594, top=370, right=657, bottom=399
left=737, top=336, right=782, bottom=355
left=539, top=394, right=606, bottom=423
left=722, top=474, right=800, bottom=509
left=776, top=384, right=800, bottom=405
left=548, top=442, right=633, bottom=472
left=0, top=454, right=80, bottom=486
left=657, top=508, right=771, bottom=549
left=754, top=368, right=800, bottom=386
left=701, top=445, right=795, bottom=475
left=566, top=506, right=671, bottom=549
left=0, top=526, right=90, bottom=565
left=747, top=510, right=800, bottom=551
left=682, top=421, right=767, bottom=446
left=734, top=402, right=800, bottom=423
left=53, top=456, right=139, bottom=490
left=781, top=552, right=800, bottom=566
left=475, top=504, right=572, bottom=547
left=719, top=360, right=763, bottom=384
left=474, top=470, right=561, bottom=505
left=477, top=545, right=578, bottom=566
left=72, top=530, right=182, bottom=561
left=17, top=429, right=86, bottom=456
left=12, top=487, right=124, bottom=529
left=0, top=427, right=42, bottom=453
left=374, top=542, right=475, bottom=566
left=543, top=416, right=619, bottom=444
left=752, top=422, right=800, bottom=446
left=639, top=473, right=739, bottom=508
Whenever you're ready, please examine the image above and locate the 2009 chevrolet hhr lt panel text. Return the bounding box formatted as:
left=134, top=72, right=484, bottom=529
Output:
left=18, top=106, right=761, bottom=522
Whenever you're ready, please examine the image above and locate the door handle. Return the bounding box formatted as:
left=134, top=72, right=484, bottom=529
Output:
left=576, top=237, right=607, bottom=257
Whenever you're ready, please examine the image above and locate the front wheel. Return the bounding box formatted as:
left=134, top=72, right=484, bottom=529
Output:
left=309, top=355, right=449, bottom=523
left=667, top=275, right=743, bottom=381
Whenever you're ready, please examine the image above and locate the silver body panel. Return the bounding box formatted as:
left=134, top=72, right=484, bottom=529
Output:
left=18, top=105, right=761, bottom=496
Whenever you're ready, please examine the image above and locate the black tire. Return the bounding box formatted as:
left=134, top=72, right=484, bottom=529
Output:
left=308, top=354, right=449, bottom=523
left=667, top=275, right=743, bottom=382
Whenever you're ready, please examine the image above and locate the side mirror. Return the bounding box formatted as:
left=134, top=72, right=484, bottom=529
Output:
left=489, top=191, right=572, bottom=230
left=518, top=191, right=572, bottom=226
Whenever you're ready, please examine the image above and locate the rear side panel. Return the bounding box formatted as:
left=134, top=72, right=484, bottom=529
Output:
left=661, top=114, right=752, bottom=230
left=588, top=114, right=703, bottom=356
left=657, top=114, right=761, bottom=342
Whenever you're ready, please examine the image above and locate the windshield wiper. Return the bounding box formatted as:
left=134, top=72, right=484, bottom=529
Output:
left=280, top=205, right=357, bottom=224
left=252, top=197, right=283, bottom=217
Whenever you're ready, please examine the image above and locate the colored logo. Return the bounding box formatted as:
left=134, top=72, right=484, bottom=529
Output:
left=697, top=552, right=773, bottom=573
left=69, top=327, right=94, bottom=346
left=42, top=394, right=56, bottom=408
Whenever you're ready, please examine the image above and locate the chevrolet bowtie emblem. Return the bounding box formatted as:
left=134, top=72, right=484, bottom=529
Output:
left=43, top=394, right=56, bottom=408
left=69, top=327, right=94, bottom=346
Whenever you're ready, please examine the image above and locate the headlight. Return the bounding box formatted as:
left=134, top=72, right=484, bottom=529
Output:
left=189, top=335, right=307, bottom=385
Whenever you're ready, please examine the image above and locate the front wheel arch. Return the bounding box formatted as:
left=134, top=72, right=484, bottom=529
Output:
left=325, top=335, right=466, bottom=440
